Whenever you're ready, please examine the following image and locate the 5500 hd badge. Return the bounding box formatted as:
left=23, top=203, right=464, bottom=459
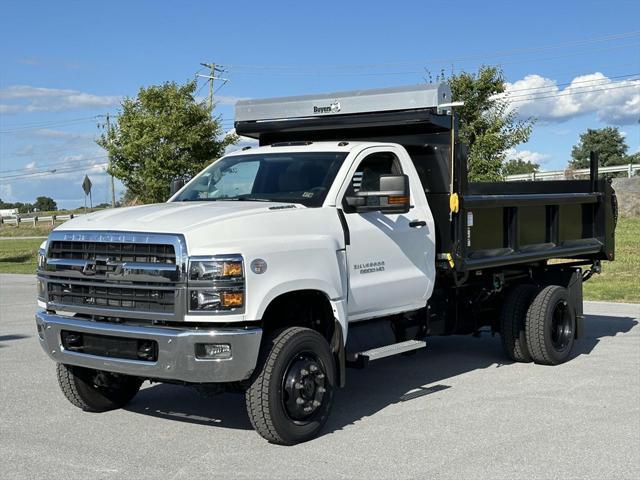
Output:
left=354, top=261, right=385, bottom=274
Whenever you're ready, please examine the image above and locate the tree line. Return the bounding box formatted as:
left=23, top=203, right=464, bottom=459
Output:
left=0, top=196, right=57, bottom=213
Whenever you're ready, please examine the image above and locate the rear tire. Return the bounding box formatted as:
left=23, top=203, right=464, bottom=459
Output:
left=500, top=284, right=538, bottom=362
left=525, top=286, right=576, bottom=365
left=56, top=364, right=142, bottom=412
left=245, top=327, right=335, bottom=445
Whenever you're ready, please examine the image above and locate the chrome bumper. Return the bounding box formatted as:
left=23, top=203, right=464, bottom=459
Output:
left=35, top=311, right=262, bottom=383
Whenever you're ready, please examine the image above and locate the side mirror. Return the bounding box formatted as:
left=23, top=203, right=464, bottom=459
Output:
left=170, top=178, right=186, bottom=197
left=345, top=174, right=410, bottom=214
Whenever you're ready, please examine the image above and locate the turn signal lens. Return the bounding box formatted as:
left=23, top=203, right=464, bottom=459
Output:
left=220, top=292, right=244, bottom=308
left=222, top=261, right=243, bottom=277
left=388, top=195, right=409, bottom=205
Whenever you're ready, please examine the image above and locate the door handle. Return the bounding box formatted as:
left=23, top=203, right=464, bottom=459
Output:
left=409, top=220, right=427, bottom=228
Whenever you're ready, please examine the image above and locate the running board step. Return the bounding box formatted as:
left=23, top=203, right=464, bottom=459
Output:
left=347, top=340, right=426, bottom=368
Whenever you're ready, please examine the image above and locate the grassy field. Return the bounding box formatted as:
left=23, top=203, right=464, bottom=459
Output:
left=0, top=217, right=637, bottom=302
left=583, top=216, right=639, bottom=303
left=0, top=223, right=56, bottom=237
left=0, top=238, right=42, bottom=274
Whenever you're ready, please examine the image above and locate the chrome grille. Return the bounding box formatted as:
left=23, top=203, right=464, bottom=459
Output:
left=48, top=282, right=175, bottom=313
left=48, top=240, right=175, bottom=264
left=39, top=231, right=188, bottom=320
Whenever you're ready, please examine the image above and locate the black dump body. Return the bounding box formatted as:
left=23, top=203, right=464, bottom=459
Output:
left=236, top=107, right=616, bottom=275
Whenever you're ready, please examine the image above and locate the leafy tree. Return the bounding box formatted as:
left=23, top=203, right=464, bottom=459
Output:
left=570, top=127, right=630, bottom=169
left=502, top=158, right=539, bottom=176
left=449, top=66, right=534, bottom=181
left=13, top=202, right=33, bottom=214
left=97, top=80, right=237, bottom=204
left=33, top=196, right=57, bottom=212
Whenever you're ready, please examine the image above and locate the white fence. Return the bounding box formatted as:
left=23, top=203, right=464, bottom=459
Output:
left=0, top=213, right=82, bottom=226
left=505, top=163, right=639, bottom=182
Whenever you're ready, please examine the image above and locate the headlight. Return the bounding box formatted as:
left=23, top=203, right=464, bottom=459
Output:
left=189, top=258, right=243, bottom=281
left=37, top=240, right=47, bottom=269
left=187, top=255, right=244, bottom=313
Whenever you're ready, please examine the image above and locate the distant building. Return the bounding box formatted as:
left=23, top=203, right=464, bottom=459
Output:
left=0, top=208, right=18, bottom=218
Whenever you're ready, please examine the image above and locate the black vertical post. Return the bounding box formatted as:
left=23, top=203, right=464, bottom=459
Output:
left=590, top=151, right=599, bottom=193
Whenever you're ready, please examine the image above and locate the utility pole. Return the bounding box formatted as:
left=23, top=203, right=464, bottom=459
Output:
left=105, top=114, right=116, bottom=207
left=197, top=62, right=229, bottom=111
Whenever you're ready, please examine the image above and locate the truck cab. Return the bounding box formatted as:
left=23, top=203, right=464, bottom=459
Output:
left=35, top=84, right=616, bottom=445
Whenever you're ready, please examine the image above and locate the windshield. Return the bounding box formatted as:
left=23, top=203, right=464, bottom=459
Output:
left=173, top=151, right=348, bottom=207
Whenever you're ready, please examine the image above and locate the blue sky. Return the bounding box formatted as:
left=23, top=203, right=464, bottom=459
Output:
left=1, top=0, right=639, bottom=208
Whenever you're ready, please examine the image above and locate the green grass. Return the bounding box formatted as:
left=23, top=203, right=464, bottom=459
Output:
left=0, top=217, right=637, bottom=302
left=583, top=216, right=639, bottom=303
left=0, top=238, right=42, bottom=273
left=0, top=224, right=57, bottom=237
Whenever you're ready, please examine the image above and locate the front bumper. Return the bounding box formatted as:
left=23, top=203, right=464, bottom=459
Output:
left=35, top=311, right=262, bottom=383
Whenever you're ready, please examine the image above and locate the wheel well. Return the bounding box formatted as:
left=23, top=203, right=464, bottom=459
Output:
left=260, top=290, right=335, bottom=343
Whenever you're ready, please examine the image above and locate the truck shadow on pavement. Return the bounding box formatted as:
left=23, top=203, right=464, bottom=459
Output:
left=0, top=334, right=31, bottom=348
left=124, top=313, right=637, bottom=436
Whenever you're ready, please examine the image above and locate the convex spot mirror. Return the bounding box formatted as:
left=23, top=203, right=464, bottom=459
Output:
left=345, top=174, right=410, bottom=214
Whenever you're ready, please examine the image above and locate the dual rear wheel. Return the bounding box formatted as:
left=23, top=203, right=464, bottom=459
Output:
left=501, top=284, right=576, bottom=365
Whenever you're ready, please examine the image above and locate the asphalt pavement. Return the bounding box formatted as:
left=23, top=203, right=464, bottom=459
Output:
left=1, top=273, right=638, bottom=479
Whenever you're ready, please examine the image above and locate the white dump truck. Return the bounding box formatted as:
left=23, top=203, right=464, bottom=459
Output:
left=35, top=84, right=616, bottom=444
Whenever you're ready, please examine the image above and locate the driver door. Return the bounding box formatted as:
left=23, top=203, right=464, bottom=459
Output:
left=341, top=147, right=433, bottom=320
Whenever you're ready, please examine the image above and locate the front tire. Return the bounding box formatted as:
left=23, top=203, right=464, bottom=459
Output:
left=56, top=364, right=142, bottom=412
left=245, top=327, right=335, bottom=445
left=525, top=286, right=576, bottom=365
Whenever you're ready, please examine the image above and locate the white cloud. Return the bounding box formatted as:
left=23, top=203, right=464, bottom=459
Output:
left=505, top=148, right=551, bottom=165
left=0, top=85, right=121, bottom=114
left=500, top=72, right=640, bottom=125
left=0, top=183, right=13, bottom=201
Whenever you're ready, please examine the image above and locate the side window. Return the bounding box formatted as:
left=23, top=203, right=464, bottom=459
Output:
left=351, top=151, right=402, bottom=193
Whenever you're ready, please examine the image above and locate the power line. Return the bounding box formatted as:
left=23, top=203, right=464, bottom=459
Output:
left=0, top=156, right=109, bottom=174
left=0, top=155, right=109, bottom=178
left=0, top=163, right=109, bottom=182
left=0, top=115, right=103, bottom=133
left=225, top=30, right=640, bottom=71
left=507, top=81, right=640, bottom=103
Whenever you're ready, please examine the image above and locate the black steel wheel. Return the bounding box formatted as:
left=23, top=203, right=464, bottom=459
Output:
left=282, top=351, right=328, bottom=422
left=525, top=286, right=576, bottom=365
left=56, top=364, right=142, bottom=412
left=245, top=327, right=335, bottom=445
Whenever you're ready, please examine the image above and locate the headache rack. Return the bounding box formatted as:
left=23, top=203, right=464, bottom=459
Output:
left=235, top=84, right=616, bottom=274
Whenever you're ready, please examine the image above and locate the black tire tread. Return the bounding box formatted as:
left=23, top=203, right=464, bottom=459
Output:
left=526, top=285, right=564, bottom=365
left=56, top=363, right=102, bottom=412
left=245, top=327, right=305, bottom=445
left=501, top=284, right=538, bottom=362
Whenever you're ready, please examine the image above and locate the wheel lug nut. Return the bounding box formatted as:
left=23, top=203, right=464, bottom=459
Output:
left=309, top=364, right=318, bottom=372
left=294, top=382, right=303, bottom=390
left=300, top=368, right=308, bottom=376
left=312, top=400, right=321, bottom=407
left=296, top=397, right=305, bottom=405
left=303, top=406, right=312, bottom=413
left=317, top=386, right=326, bottom=393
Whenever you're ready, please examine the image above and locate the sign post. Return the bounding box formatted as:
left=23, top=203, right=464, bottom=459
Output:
left=82, top=175, right=93, bottom=211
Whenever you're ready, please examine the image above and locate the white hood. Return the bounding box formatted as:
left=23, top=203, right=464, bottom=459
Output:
left=58, top=201, right=299, bottom=235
